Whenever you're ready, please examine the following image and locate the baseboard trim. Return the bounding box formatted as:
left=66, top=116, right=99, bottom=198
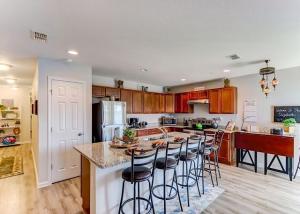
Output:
left=38, top=181, right=52, bottom=188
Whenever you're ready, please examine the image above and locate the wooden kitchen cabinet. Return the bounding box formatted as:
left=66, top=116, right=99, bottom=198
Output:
left=165, top=94, right=175, bottom=113
left=132, top=91, right=143, bottom=113
left=143, top=92, right=153, bottom=113
left=208, top=87, right=237, bottom=114
left=152, top=93, right=160, bottom=113
left=221, top=87, right=237, bottom=114
left=120, top=89, right=133, bottom=114
left=105, top=87, right=120, bottom=99
left=175, top=92, right=194, bottom=113
left=159, top=94, right=165, bottom=113
left=92, top=86, right=106, bottom=97
left=208, top=89, right=221, bottom=114
left=189, top=90, right=208, bottom=100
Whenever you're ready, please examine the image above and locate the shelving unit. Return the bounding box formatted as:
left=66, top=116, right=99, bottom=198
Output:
left=0, top=108, right=21, bottom=146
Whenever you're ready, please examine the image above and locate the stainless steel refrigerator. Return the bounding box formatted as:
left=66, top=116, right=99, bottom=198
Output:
left=92, top=101, right=127, bottom=142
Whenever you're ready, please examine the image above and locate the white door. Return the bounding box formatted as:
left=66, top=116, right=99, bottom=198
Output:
left=50, top=79, right=84, bottom=183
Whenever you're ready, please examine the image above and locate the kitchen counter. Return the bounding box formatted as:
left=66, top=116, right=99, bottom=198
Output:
left=74, top=132, right=191, bottom=169
left=74, top=131, right=198, bottom=214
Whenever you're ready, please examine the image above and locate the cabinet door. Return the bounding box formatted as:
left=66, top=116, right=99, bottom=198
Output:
left=92, top=86, right=105, bottom=97
left=132, top=91, right=143, bottom=113
left=152, top=93, right=160, bottom=113
left=165, top=94, right=175, bottom=113
left=182, top=92, right=193, bottom=113
left=105, top=87, right=120, bottom=99
left=143, top=92, right=153, bottom=113
left=159, top=94, right=165, bottom=113
left=209, top=89, right=221, bottom=114
left=175, top=94, right=182, bottom=113
left=221, top=87, right=237, bottom=114
left=120, top=89, right=133, bottom=114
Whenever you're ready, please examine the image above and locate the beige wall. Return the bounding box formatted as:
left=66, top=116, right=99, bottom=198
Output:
left=0, top=85, right=31, bottom=142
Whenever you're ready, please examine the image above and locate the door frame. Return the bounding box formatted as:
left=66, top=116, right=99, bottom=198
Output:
left=48, top=76, right=87, bottom=184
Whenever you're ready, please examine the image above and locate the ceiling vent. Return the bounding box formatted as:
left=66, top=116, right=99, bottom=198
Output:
left=228, top=54, right=240, bottom=60
left=31, top=30, right=47, bottom=42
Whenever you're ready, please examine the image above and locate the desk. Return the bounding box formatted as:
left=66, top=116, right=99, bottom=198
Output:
left=235, top=131, right=294, bottom=181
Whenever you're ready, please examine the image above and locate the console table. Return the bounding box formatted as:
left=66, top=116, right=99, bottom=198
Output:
left=235, top=131, right=294, bottom=181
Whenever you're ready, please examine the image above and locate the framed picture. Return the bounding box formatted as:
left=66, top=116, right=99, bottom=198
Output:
left=225, top=121, right=235, bottom=131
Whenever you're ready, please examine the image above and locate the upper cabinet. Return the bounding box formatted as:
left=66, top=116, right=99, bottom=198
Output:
left=221, top=87, right=237, bottom=114
left=120, top=89, right=133, bottom=114
left=92, top=86, right=106, bottom=97
left=165, top=94, right=175, bottom=113
left=143, top=92, right=153, bottom=114
left=105, top=87, right=120, bottom=100
left=132, top=91, right=143, bottom=113
left=208, top=87, right=237, bottom=114
left=159, top=94, right=166, bottom=113
left=175, top=92, right=194, bottom=113
left=189, top=90, right=208, bottom=100
left=208, top=89, right=221, bottom=114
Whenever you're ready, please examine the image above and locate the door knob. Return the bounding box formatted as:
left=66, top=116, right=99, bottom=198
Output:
left=78, top=133, right=84, bottom=136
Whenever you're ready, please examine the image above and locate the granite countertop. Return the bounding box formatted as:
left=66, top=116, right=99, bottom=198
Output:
left=74, top=132, right=193, bottom=169
left=132, top=125, right=190, bottom=131
left=203, top=128, right=236, bottom=134
left=235, top=130, right=295, bottom=138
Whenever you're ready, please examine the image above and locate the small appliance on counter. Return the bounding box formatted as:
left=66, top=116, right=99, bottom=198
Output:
left=161, top=116, right=177, bottom=126
left=128, top=117, right=139, bottom=128
left=138, top=121, right=148, bottom=128
left=270, top=128, right=284, bottom=135
left=190, top=118, right=217, bottom=130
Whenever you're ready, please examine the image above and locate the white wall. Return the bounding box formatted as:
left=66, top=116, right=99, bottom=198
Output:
left=35, top=58, right=92, bottom=187
left=0, top=85, right=31, bottom=142
left=170, top=66, right=300, bottom=171
left=93, top=74, right=169, bottom=125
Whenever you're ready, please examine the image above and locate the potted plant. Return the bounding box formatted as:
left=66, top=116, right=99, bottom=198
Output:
left=283, top=118, right=296, bottom=134
left=123, top=128, right=136, bottom=143
left=224, top=78, right=230, bottom=87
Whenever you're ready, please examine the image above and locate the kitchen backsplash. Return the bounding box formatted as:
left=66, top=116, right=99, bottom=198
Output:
left=127, top=113, right=172, bottom=126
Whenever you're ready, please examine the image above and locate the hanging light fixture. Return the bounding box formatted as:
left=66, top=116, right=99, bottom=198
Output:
left=259, top=60, right=278, bottom=97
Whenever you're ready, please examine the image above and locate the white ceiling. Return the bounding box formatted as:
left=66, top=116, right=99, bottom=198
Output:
left=0, top=0, right=300, bottom=86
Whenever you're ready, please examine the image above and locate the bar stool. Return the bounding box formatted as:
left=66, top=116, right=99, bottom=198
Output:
left=203, top=132, right=219, bottom=186
left=177, top=136, right=202, bottom=207
left=211, top=130, right=225, bottom=178
left=118, top=147, right=159, bottom=214
left=190, top=133, right=215, bottom=194
left=294, top=148, right=300, bottom=179
left=151, top=140, right=184, bottom=213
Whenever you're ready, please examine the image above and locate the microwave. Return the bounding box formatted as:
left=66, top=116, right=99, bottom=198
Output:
left=161, top=117, right=177, bottom=125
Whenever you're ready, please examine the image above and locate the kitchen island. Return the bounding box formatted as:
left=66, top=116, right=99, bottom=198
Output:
left=74, top=132, right=193, bottom=214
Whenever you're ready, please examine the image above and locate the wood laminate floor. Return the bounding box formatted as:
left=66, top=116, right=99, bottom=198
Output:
left=0, top=143, right=300, bottom=214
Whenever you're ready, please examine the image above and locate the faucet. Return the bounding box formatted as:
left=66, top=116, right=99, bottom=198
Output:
left=158, top=127, right=168, bottom=139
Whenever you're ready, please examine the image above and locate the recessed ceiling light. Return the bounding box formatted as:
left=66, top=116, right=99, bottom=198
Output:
left=181, top=78, right=187, bottom=81
left=12, top=86, right=19, bottom=90
left=5, top=78, right=16, bottom=84
left=66, top=59, right=73, bottom=62
left=141, top=68, right=148, bottom=72
left=0, top=63, right=12, bottom=71
left=68, top=50, right=79, bottom=55
left=223, top=69, right=231, bottom=73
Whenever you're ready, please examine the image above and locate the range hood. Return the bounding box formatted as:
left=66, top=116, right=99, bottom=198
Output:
left=188, top=99, right=209, bottom=104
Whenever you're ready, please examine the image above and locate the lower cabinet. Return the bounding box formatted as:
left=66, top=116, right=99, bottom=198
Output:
left=206, top=131, right=235, bottom=165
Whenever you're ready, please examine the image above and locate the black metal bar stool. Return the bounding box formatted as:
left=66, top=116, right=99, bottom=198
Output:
left=118, top=147, right=159, bottom=214
left=151, top=140, right=184, bottom=213
left=177, top=136, right=202, bottom=207
left=211, top=130, right=225, bottom=178
left=202, top=132, right=217, bottom=187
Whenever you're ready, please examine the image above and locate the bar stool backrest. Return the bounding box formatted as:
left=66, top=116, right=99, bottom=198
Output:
left=186, top=135, right=202, bottom=156
left=204, top=132, right=216, bottom=149
left=215, top=130, right=225, bottom=151
left=164, top=140, right=185, bottom=169
left=130, top=147, right=160, bottom=183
